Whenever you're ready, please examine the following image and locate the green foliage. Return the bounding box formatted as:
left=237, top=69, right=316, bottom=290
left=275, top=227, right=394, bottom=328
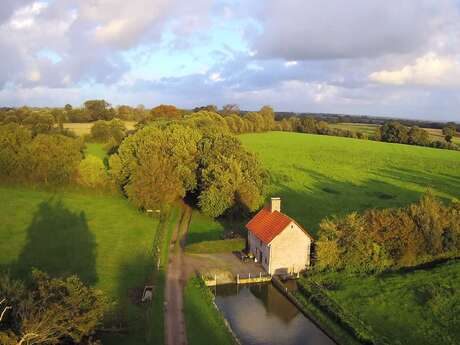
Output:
left=442, top=124, right=457, bottom=143
left=112, top=121, right=267, bottom=216
left=316, top=193, right=460, bottom=272
left=114, top=123, right=200, bottom=210
left=0, top=123, right=32, bottom=179
left=90, top=119, right=127, bottom=143
left=377, top=121, right=409, bottom=143
left=78, top=156, right=109, bottom=188
left=28, top=134, right=82, bottom=185
left=184, top=277, right=238, bottom=345
left=84, top=100, right=115, bottom=121
left=0, top=270, right=106, bottom=345
left=197, top=133, right=267, bottom=217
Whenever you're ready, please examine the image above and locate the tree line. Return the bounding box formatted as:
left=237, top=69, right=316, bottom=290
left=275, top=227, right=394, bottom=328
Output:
left=316, top=193, right=460, bottom=273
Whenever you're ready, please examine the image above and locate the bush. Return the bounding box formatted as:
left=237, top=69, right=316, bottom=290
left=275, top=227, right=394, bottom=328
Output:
left=78, top=156, right=110, bottom=188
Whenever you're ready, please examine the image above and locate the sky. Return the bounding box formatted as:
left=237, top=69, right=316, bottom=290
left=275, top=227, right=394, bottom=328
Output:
left=1, top=0, right=460, bottom=121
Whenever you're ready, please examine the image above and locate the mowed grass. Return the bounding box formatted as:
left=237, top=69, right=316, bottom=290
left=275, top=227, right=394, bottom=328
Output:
left=187, top=211, right=225, bottom=244
left=0, top=185, right=158, bottom=344
left=313, top=260, right=460, bottom=345
left=240, top=132, right=460, bottom=235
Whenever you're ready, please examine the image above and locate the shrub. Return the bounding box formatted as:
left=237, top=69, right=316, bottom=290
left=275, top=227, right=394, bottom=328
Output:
left=78, top=156, right=109, bottom=188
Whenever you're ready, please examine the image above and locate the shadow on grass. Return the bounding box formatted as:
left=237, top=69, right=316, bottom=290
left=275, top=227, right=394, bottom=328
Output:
left=13, top=198, right=97, bottom=285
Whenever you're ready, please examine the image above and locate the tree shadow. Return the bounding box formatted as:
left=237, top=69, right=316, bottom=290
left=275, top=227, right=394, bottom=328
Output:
left=13, top=198, right=97, bottom=285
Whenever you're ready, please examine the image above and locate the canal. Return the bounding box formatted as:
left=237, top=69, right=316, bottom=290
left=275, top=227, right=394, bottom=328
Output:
left=214, top=283, right=336, bottom=345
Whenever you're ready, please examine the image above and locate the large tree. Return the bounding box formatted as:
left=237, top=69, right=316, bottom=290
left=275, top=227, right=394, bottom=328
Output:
left=442, top=124, right=457, bottom=143
left=0, top=270, right=106, bottom=345
left=83, top=100, right=115, bottom=121
left=112, top=123, right=200, bottom=210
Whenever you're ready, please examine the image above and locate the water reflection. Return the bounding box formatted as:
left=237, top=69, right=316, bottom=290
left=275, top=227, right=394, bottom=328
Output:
left=214, top=283, right=335, bottom=345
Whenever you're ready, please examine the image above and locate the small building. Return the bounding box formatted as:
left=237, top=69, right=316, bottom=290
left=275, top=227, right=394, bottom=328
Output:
left=246, top=197, right=313, bottom=275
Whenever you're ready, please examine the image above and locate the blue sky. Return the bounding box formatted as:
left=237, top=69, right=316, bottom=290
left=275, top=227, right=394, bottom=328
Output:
left=1, top=0, right=460, bottom=121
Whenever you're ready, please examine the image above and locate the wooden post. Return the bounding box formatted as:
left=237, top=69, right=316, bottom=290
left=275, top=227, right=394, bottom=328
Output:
left=237, top=274, right=239, bottom=284
left=215, top=274, right=217, bottom=286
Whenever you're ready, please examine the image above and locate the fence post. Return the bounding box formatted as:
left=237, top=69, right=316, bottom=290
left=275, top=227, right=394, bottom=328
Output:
left=249, top=272, right=251, bottom=280
left=215, top=274, right=217, bottom=286
left=237, top=274, right=239, bottom=284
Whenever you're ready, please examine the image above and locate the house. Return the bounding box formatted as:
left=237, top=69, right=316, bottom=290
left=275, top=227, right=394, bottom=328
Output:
left=246, top=197, right=313, bottom=275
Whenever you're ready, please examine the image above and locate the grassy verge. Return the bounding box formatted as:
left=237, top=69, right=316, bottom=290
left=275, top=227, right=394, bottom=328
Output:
left=185, top=239, right=245, bottom=254
left=184, top=277, right=238, bottom=345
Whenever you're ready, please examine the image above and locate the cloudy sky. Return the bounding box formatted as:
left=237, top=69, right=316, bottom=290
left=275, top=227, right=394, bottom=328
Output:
left=1, top=0, right=460, bottom=121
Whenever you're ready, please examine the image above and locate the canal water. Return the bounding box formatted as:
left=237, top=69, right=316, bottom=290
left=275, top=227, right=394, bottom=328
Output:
left=214, top=283, right=335, bottom=345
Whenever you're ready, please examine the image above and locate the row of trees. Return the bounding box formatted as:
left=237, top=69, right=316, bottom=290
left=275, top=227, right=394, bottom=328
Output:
left=376, top=121, right=459, bottom=150
left=316, top=193, right=460, bottom=273
left=0, top=270, right=105, bottom=345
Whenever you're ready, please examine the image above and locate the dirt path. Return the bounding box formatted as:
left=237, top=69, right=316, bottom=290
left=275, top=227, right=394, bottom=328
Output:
left=165, top=203, right=192, bottom=345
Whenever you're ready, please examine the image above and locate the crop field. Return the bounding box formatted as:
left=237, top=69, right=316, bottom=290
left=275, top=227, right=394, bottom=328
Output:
left=0, top=186, right=159, bottom=345
left=240, top=131, right=460, bottom=236
left=310, top=260, right=460, bottom=345
left=329, top=122, right=379, bottom=138
left=63, top=120, right=136, bottom=136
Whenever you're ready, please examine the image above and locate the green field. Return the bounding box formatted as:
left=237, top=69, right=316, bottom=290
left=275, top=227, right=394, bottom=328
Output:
left=308, top=261, right=460, bottom=345
left=64, top=121, right=136, bottom=136
left=240, top=132, right=460, bottom=235
left=0, top=185, right=159, bottom=344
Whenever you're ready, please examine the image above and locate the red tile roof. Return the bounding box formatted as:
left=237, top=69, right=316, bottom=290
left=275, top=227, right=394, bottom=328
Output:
left=246, top=207, right=313, bottom=244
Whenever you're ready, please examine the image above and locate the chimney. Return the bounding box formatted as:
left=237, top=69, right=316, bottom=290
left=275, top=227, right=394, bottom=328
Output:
left=270, top=197, right=281, bottom=213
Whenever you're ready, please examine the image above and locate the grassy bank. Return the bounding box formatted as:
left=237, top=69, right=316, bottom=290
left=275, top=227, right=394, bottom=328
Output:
left=0, top=185, right=159, bottom=345
left=241, top=131, right=460, bottom=235
left=184, top=277, right=238, bottom=345
left=299, top=260, right=460, bottom=345
left=187, top=210, right=225, bottom=244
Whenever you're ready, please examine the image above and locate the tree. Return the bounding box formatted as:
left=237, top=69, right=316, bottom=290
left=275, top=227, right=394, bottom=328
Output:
left=408, top=126, right=430, bottom=146
left=23, top=112, right=55, bottom=135
left=78, top=156, right=109, bottom=188
left=193, top=105, right=218, bottom=113
left=150, top=104, right=181, bottom=119
left=220, top=104, right=240, bottom=116
left=112, top=123, right=200, bottom=210
left=442, top=125, right=457, bottom=143
left=83, top=100, right=114, bottom=121
left=196, top=133, right=267, bottom=217
left=28, top=134, right=82, bottom=185
left=90, top=119, right=126, bottom=143
left=0, top=270, right=106, bottom=345
left=0, top=124, right=32, bottom=180
left=377, top=121, right=409, bottom=144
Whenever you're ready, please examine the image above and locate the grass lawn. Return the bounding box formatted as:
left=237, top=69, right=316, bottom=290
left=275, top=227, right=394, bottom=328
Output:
left=187, top=210, right=225, bottom=244
left=0, top=185, right=159, bottom=345
left=306, top=260, right=460, bottom=345
left=185, top=239, right=245, bottom=254
left=184, top=277, right=238, bottom=345
left=240, top=132, right=460, bottom=236
left=85, top=142, right=108, bottom=160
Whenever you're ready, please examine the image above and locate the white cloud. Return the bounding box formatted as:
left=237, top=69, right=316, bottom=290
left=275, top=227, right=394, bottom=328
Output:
left=209, top=72, right=223, bottom=82
left=369, top=53, right=460, bottom=87
left=284, top=61, right=298, bottom=67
